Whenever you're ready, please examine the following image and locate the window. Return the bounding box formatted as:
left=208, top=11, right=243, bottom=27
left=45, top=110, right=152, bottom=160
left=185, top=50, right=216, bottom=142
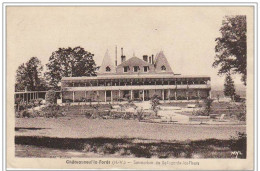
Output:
left=124, top=66, right=128, bottom=73
left=161, top=65, right=166, bottom=71
left=143, top=66, right=149, bottom=72
left=106, top=66, right=111, bottom=72
left=133, top=66, right=139, bottom=72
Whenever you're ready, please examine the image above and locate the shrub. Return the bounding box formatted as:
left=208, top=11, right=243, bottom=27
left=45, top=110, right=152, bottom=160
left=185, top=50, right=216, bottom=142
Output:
left=45, top=90, right=57, bottom=104
left=41, top=104, right=64, bottom=118
left=234, top=94, right=241, bottom=102
left=151, top=95, right=160, bottom=116
left=17, top=109, right=38, bottom=118
left=203, top=98, right=214, bottom=115
left=237, top=102, right=246, bottom=121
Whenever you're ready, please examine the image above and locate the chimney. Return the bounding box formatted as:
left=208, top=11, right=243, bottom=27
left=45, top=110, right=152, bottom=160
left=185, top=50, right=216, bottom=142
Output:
left=143, top=55, right=148, bottom=62
left=149, top=56, right=152, bottom=64
left=151, top=54, right=154, bottom=64
left=121, top=56, right=126, bottom=63
left=121, top=47, right=126, bottom=63
left=115, top=46, right=117, bottom=66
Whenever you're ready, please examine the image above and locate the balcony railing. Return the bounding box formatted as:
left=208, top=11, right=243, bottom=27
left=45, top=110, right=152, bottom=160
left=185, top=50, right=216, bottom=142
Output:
left=62, top=84, right=210, bottom=91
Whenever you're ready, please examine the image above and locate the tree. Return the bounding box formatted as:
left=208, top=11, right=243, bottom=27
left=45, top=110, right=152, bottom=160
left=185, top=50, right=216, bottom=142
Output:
left=45, top=46, right=97, bottom=90
left=15, top=57, right=46, bottom=91
left=213, top=16, right=247, bottom=85
left=224, top=73, right=236, bottom=100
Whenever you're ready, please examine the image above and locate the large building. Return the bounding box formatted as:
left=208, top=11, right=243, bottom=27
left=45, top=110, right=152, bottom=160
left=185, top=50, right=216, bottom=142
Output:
left=61, top=48, right=211, bottom=103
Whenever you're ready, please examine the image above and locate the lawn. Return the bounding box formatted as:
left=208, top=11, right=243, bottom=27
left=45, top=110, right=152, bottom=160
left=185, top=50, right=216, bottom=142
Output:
left=15, top=118, right=246, bottom=141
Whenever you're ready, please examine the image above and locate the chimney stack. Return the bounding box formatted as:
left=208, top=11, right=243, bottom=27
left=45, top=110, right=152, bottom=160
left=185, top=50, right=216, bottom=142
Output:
left=149, top=56, right=152, bottom=64
left=121, top=47, right=126, bottom=63
left=115, top=46, right=117, bottom=66
left=151, top=54, right=154, bottom=64
left=143, top=55, right=148, bottom=62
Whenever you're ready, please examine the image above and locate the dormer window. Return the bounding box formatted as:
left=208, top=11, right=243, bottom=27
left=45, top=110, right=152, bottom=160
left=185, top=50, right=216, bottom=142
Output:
left=161, top=65, right=166, bottom=71
left=106, top=66, right=111, bottom=72
left=133, top=66, right=139, bottom=72
left=124, top=66, right=128, bottom=73
left=143, top=66, right=149, bottom=72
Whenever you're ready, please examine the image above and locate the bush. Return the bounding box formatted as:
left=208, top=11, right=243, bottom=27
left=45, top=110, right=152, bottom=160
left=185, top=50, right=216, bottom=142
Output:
left=203, top=98, right=214, bottom=115
left=45, top=90, right=57, bottom=104
left=41, top=104, right=65, bottom=118
left=17, top=109, right=37, bottom=118
left=234, top=94, right=241, bottom=102
left=237, top=102, right=246, bottom=121
left=151, top=95, right=160, bottom=116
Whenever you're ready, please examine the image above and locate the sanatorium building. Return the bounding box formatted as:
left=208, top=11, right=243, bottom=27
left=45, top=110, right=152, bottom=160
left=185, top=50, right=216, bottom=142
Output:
left=61, top=48, right=211, bottom=103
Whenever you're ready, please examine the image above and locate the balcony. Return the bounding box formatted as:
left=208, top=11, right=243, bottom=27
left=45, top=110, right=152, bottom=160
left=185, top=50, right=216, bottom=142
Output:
left=62, top=84, right=210, bottom=91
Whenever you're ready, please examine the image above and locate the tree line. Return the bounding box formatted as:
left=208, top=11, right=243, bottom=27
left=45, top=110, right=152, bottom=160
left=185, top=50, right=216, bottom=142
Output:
left=15, top=46, right=98, bottom=91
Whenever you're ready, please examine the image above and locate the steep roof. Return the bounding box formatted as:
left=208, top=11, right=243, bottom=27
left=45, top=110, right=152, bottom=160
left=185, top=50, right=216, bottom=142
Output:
left=154, top=51, right=173, bottom=74
left=98, top=50, right=116, bottom=74
left=117, top=56, right=153, bottom=67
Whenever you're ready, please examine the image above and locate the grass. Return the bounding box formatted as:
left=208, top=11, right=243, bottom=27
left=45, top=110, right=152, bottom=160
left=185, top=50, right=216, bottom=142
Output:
left=15, top=118, right=246, bottom=141
left=15, top=136, right=246, bottom=158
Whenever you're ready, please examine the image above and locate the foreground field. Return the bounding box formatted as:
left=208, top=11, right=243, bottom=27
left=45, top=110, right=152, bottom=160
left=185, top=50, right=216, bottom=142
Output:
left=16, top=118, right=245, bottom=141
left=15, top=118, right=246, bottom=158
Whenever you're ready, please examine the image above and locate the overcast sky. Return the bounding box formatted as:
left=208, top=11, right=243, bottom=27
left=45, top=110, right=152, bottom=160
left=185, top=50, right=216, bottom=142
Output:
left=7, top=6, right=251, bottom=90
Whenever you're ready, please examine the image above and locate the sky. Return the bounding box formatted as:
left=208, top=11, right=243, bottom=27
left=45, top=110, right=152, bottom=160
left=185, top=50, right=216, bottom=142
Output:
left=7, top=6, right=251, bottom=90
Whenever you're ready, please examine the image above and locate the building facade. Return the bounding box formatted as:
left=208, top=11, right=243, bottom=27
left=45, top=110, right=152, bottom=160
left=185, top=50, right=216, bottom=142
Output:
left=61, top=49, right=211, bottom=103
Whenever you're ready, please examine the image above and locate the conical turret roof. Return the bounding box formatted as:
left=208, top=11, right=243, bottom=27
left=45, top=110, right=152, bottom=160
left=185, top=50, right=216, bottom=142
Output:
left=98, top=50, right=116, bottom=74
left=154, top=51, right=173, bottom=74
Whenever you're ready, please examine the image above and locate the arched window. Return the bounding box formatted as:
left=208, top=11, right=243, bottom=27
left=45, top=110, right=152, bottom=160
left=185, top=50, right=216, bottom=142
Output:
left=161, top=65, right=166, bottom=71
left=106, top=66, right=111, bottom=72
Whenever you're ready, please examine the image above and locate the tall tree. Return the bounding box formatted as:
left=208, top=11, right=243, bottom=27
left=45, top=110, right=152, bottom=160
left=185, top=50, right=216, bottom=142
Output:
left=15, top=57, right=46, bottom=91
left=224, top=73, right=236, bottom=100
left=45, top=46, right=97, bottom=89
left=213, top=15, right=247, bottom=85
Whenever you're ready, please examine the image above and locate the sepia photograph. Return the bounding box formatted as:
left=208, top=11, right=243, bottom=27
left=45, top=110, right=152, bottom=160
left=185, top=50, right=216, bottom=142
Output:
left=5, top=4, right=255, bottom=170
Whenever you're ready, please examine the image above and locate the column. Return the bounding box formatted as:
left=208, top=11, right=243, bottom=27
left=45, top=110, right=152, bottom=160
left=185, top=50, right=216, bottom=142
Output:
left=168, top=89, right=171, bottom=101
left=119, top=90, right=121, bottom=99
left=186, top=91, right=189, bottom=100
left=72, top=91, right=75, bottom=102
left=209, top=90, right=212, bottom=98
left=162, top=89, right=165, bottom=100
left=197, top=90, right=200, bottom=99
left=97, top=91, right=100, bottom=102
left=111, top=91, right=113, bottom=103
left=142, top=90, right=145, bottom=101
left=174, top=91, right=177, bottom=100
left=105, top=91, right=107, bottom=102
left=130, top=90, right=133, bottom=100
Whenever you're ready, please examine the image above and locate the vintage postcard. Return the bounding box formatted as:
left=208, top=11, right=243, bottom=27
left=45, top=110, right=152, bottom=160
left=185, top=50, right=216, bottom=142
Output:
left=5, top=4, right=255, bottom=170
